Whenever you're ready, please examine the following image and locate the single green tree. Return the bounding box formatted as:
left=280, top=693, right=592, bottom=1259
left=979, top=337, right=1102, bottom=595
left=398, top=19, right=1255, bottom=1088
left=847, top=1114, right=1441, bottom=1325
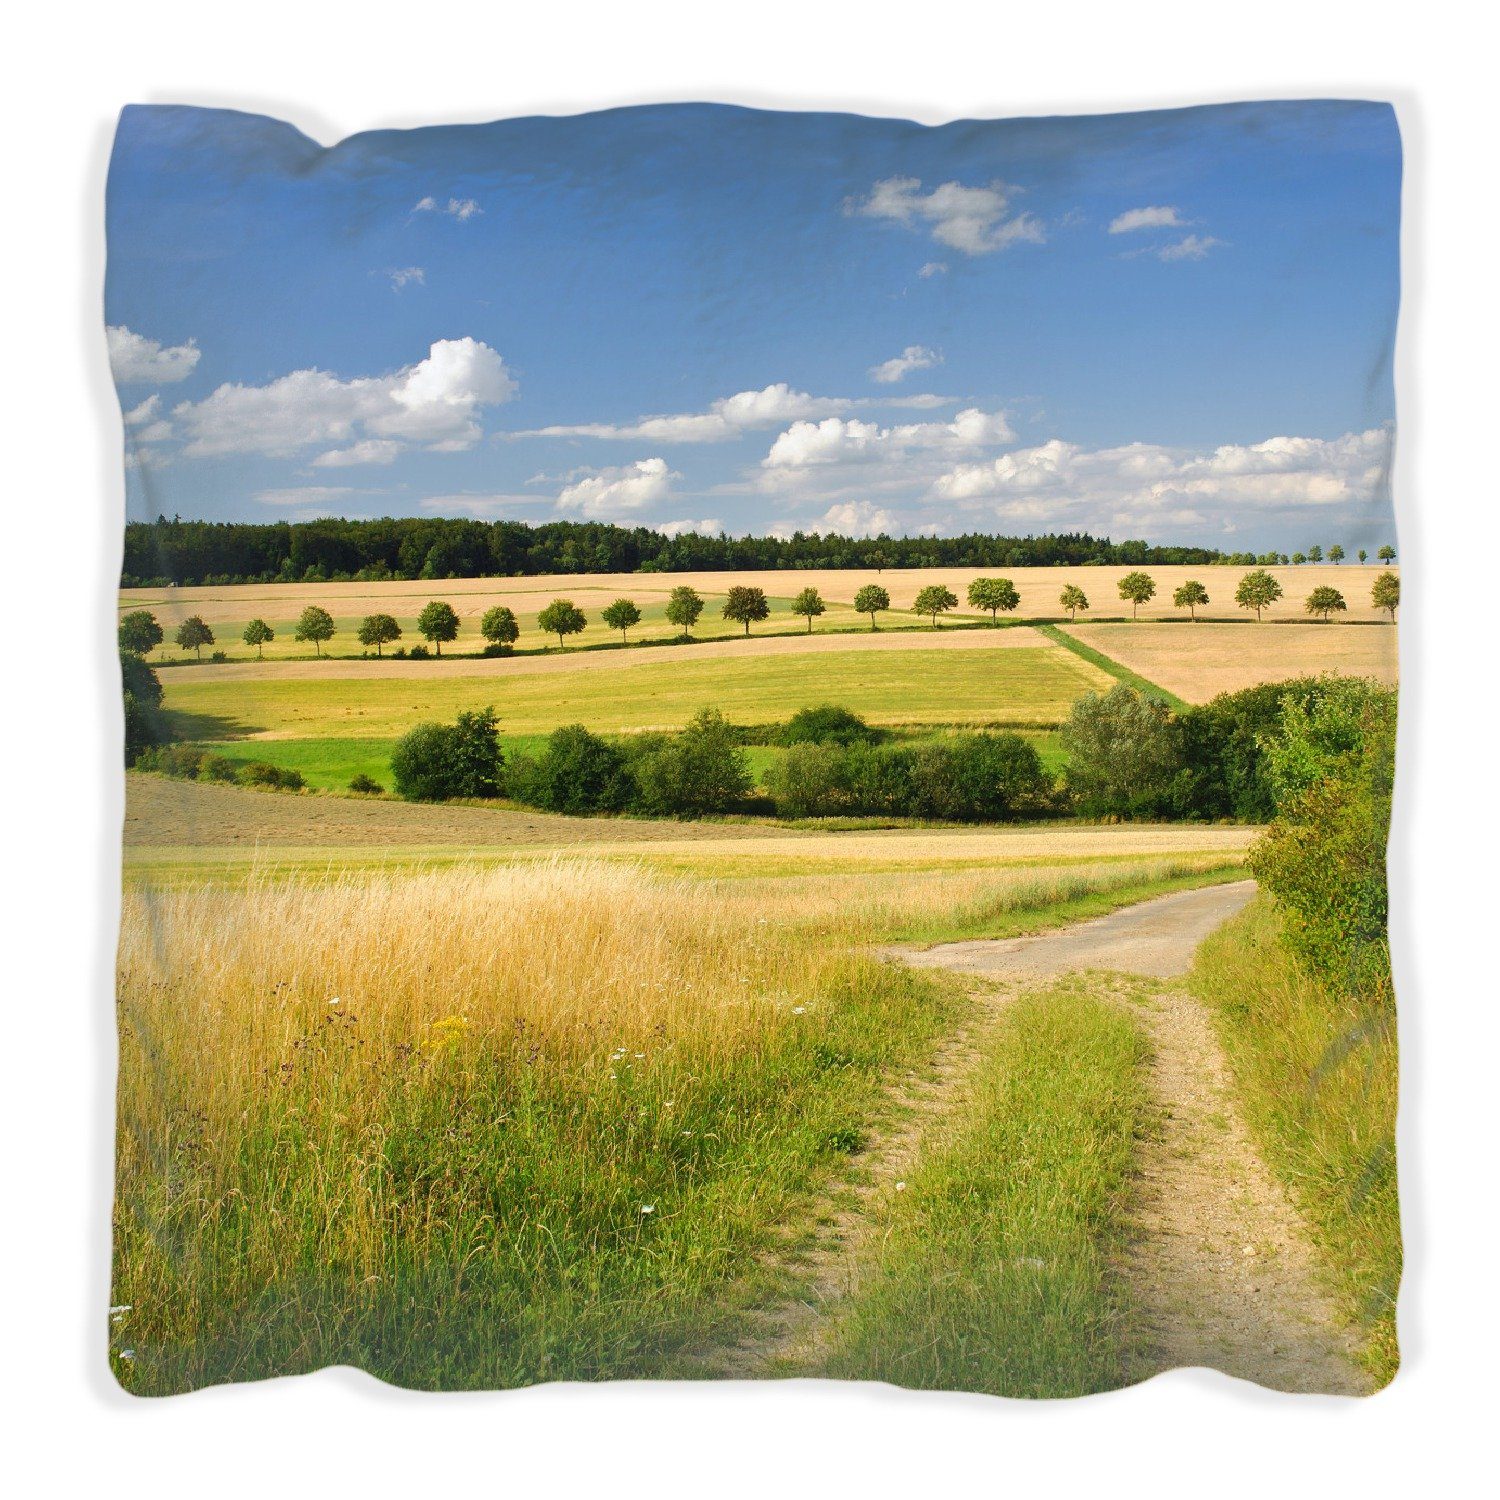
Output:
left=294, top=605, right=336, bottom=657
left=480, top=604, right=519, bottom=651
left=665, top=585, right=704, bottom=640
left=1377, top=544, right=1396, bottom=563
left=1172, top=580, right=1210, bottom=620
left=853, top=583, right=890, bottom=630
left=967, top=576, right=1020, bottom=622
left=1305, top=585, right=1347, bottom=622
left=1328, top=544, right=1345, bottom=564
left=357, top=612, right=401, bottom=656
left=538, top=598, right=587, bottom=649
left=1059, top=584, right=1089, bottom=621
left=1371, top=571, right=1400, bottom=621
left=1307, top=544, right=1324, bottom=563
left=118, top=610, right=163, bottom=656
left=722, top=585, right=770, bottom=635
left=416, top=600, right=460, bottom=655
left=1117, top=571, right=1156, bottom=619
left=1291, top=552, right=1308, bottom=566
left=1357, top=549, right=1368, bottom=564
left=913, top=584, right=958, bottom=627
left=791, top=586, right=826, bottom=633
left=1235, top=569, right=1284, bottom=621
left=175, top=615, right=215, bottom=659
left=602, top=597, right=642, bottom=644
left=242, top=618, right=275, bottom=658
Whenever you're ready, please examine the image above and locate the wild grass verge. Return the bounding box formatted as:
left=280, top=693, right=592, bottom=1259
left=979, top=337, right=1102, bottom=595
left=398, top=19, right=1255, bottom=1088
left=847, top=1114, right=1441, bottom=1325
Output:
left=1190, top=893, right=1399, bottom=1385
left=112, top=860, right=966, bottom=1394
left=815, top=982, right=1149, bottom=1397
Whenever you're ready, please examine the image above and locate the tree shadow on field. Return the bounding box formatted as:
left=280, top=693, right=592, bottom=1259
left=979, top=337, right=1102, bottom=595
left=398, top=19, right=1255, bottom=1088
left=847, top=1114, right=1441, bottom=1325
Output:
left=164, top=707, right=263, bottom=742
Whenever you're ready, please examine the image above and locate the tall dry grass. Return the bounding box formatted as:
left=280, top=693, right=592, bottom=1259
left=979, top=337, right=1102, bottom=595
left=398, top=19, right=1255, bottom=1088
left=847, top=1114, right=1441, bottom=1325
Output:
left=112, top=853, right=1238, bottom=1392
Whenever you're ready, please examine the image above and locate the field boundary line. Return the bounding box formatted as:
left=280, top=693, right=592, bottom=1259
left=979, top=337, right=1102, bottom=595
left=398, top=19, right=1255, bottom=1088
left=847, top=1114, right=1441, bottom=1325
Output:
left=1036, top=623, right=1187, bottom=709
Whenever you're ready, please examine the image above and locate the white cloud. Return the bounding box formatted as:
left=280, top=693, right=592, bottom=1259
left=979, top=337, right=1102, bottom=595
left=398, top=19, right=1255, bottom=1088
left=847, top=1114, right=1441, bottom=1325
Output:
left=555, top=458, right=677, bottom=519
left=918, top=261, right=948, bottom=278
left=850, top=177, right=1044, bottom=256
left=388, top=266, right=425, bottom=289
left=417, top=492, right=542, bottom=517
left=762, top=408, right=1014, bottom=470
left=412, top=196, right=481, bottom=221
left=931, top=428, right=1392, bottom=528
left=1157, top=234, right=1223, bottom=262
left=1108, top=205, right=1185, bottom=234
left=108, top=325, right=201, bottom=384
left=251, top=486, right=358, bottom=512
left=171, top=337, right=516, bottom=458
left=311, top=439, right=404, bottom=468
left=811, top=502, right=899, bottom=537
left=517, top=382, right=951, bottom=444
left=869, top=345, right=941, bottom=385
left=122, top=394, right=173, bottom=443
left=656, top=517, right=722, bottom=537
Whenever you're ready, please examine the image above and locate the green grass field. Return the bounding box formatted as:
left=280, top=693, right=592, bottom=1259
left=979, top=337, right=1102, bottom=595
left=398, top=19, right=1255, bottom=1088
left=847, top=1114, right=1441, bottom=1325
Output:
left=162, top=643, right=1111, bottom=744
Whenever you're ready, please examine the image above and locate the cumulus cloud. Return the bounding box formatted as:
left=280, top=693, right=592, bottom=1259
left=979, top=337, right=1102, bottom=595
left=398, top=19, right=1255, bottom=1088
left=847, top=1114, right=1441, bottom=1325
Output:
left=388, top=266, right=425, bottom=290
left=122, top=394, right=173, bottom=443
left=516, top=382, right=945, bottom=444
left=850, top=177, right=1044, bottom=256
left=868, top=345, right=941, bottom=385
left=808, top=501, right=899, bottom=537
left=311, top=439, right=404, bottom=468
left=656, top=517, right=723, bottom=537
left=170, top=337, right=516, bottom=458
left=412, top=196, right=481, bottom=221
left=555, top=458, right=677, bottom=519
left=108, top=325, right=201, bottom=384
left=931, top=428, right=1392, bottom=529
left=1156, top=234, right=1223, bottom=262
left=1108, top=205, right=1185, bottom=234
left=762, top=408, right=1015, bottom=470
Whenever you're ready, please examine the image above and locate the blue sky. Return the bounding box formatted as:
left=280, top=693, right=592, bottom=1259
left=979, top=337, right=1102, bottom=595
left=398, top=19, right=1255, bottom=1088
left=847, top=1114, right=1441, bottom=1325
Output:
left=106, top=100, right=1400, bottom=551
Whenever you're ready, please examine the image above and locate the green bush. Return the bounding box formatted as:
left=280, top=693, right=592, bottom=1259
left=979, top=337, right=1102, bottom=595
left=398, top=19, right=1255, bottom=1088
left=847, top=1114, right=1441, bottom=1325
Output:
left=135, top=743, right=205, bottom=779
left=508, top=725, right=636, bottom=815
left=407, top=644, right=431, bottom=660
left=630, top=708, right=751, bottom=817
left=348, top=773, right=385, bottom=796
left=780, top=703, right=881, bottom=747
left=200, top=755, right=241, bottom=784
left=120, top=651, right=169, bottom=766
left=391, top=707, right=504, bottom=802
left=239, top=761, right=305, bottom=791
left=1061, top=686, right=1182, bottom=819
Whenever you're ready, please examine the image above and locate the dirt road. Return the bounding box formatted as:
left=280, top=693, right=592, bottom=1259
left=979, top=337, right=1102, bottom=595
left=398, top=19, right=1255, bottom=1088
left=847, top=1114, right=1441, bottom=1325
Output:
left=892, top=880, right=1258, bottom=980
left=891, top=877, right=1370, bottom=1395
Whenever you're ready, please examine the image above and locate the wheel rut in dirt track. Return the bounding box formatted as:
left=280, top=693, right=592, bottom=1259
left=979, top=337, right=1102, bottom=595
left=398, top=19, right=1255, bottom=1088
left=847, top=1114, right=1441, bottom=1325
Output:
left=693, top=879, right=1368, bottom=1393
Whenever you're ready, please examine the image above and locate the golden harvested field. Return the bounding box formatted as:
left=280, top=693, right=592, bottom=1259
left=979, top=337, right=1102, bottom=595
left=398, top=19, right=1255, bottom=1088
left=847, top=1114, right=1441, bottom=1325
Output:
left=1066, top=621, right=1399, bottom=701
left=123, top=774, right=1255, bottom=883
left=119, top=563, right=1398, bottom=663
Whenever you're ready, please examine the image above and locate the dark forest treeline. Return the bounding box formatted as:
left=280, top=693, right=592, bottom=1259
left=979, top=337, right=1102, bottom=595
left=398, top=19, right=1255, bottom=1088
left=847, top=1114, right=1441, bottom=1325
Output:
left=122, top=515, right=1231, bottom=588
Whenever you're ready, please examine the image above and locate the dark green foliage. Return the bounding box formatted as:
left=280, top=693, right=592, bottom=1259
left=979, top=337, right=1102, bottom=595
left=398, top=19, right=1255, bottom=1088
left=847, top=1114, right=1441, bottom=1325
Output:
left=853, top=584, right=890, bottom=628
left=664, top=585, right=704, bottom=638
left=1061, top=686, right=1182, bottom=818
left=175, top=615, right=215, bottom=658
left=768, top=733, right=1048, bottom=822
left=124, top=515, right=1227, bottom=589
left=507, top=725, right=636, bottom=815
left=200, top=755, right=241, bottom=783
left=293, top=606, right=335, bottom=656
left=912, top=584, right=958, bottom=625
left=416, top=600, right=460, bottom=654
left=357, top=613, right=401, bottom=655
left=601, top=597, right=642, bottom=642
left=480, top=604, right=519, bottom=650
left=721, top=585, right=770, bottom=635
left=780, top=704, right=880, bottom=747
left=118, top=610, right=164, bottom=655
left=134, top=743, right=205, bottom=778
left=630, top=708, right=751, bottom=816
left=1116, top=570, right=1156, bottom=617
left=1250, top=684, right=1396, bottom=996
left=120, top=650, right=168, bottom=765
left=348, top=773, right=384, bottom=795
left=239, top=762, right=306, bottom=791
left=537, top=598, right=586, bottom=648
left=791, top=586, right=826, bottom=632
left=391, top=707, right=504, bottom=801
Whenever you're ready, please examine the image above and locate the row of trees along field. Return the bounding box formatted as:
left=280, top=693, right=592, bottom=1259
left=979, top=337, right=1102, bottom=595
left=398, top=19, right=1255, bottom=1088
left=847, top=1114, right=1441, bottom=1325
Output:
left=117, top=569, right=1401, bottom=665
left=120, top=513, right=1396, bottom=588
